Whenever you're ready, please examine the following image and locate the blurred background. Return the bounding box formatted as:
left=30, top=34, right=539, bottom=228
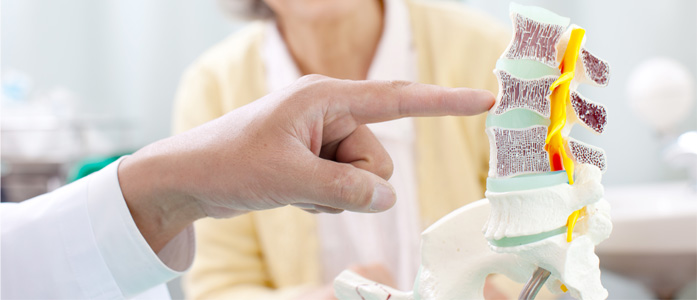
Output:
left=2, top=0, right=696, bottom=299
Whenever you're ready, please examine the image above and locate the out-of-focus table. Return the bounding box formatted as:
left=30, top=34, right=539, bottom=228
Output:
left=597, top=181, right=697, bottom=299
left=1, top=114, right=135, bottom=202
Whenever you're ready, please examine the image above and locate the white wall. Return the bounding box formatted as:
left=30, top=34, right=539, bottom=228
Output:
left=2, top=0, right=241, bottom=149
left=3, top=0, right=696, bottom=186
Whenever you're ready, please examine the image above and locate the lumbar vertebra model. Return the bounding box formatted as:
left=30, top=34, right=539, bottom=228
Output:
left=334, top=3, right=612, bottom=300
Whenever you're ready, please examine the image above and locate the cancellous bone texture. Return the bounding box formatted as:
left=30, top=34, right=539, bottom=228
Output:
left=578, top=48, right=610, bottom=87
left=570, top=91, right=608, bottom=134
left=487, top=126, right=551, bottom=178
left=506, top=13, right=566, bottom=67
left=566, top=137, right=607, bottom=172
left=488, top=7, right=610, bottom=180
left=493, top=70, right=556, bottom=117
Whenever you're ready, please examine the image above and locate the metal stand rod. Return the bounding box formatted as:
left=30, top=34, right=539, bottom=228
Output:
left=519, top=267, right=551, bottom=300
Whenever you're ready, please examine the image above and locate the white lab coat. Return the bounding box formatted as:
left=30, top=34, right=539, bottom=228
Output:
left=1, top=158, right=195, bottom=299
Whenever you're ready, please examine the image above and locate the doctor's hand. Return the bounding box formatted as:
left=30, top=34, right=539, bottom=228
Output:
left=118, top=75, right=494, bottom=252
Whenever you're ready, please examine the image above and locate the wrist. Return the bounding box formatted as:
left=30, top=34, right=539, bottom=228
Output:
left=117, top=142, right=206, bottom=253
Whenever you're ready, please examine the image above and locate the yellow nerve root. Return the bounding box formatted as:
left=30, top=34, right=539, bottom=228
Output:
left=547, top=28, right=588, bottom=296
left=549, top=71, right=574, bottom=91
left=546, top=28, right=585, bottom=185
left=565, top=207, right=587, bottom=242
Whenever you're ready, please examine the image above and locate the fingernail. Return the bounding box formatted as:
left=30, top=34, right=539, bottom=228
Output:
left=477, top=89, right=496, bottom=109
left=370, top=183, right=395, bottom=212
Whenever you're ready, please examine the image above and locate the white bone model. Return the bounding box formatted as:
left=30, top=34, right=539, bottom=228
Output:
left=334, top=3, right=612, bottom=300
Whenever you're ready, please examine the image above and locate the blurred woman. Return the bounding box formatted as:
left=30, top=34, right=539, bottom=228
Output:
left=173, top=0, right=509, bottom=298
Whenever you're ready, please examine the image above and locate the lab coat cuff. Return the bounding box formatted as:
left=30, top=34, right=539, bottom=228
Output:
left=86, top=156, right=195, bottom=298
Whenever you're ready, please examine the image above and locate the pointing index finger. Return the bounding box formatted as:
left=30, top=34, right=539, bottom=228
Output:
left=337, top=79, right=496, bottom=125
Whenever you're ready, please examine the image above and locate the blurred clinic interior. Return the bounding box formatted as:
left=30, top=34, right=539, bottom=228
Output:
left=2, top=0, right=696, bottom=299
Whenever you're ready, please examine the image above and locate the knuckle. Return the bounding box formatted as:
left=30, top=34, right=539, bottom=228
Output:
left=377, top=161, right=394, bottom=180
left=337, top=176, right=357, bottom=205
left=297, top=74, right=329, bottom=85
left=287, top=74, right=333, bottom=105
left=385, top=80, right=414, bottom=116
left=334, top=171, right=369, bottom=208
left=387, top=80, right=413, bottom=89
left=374, top=153, right=394, bottom=180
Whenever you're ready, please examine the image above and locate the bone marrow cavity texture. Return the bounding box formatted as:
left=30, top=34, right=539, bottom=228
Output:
left=486, top=3, right=609, bottom=192
left=486, top=3, right=611, bottom=248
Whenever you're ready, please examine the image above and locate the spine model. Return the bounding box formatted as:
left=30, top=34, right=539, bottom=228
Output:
left=484, top=3, right=612, bottom=299
left=333, top=4, right=614, bottom=300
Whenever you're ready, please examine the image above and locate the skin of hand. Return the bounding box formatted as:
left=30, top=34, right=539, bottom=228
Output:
left=310, top=264, right=504, bottom=300
left=296, top=263, right=396, bottom=300
left=483, top=276, right=509, bottom=300
left=117, top=75, right=494, bottom=253
left=348, top=263, right=397, bottom=288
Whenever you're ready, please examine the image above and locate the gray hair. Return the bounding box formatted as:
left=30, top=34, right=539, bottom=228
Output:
left=217, top=0, right=275, bottom=20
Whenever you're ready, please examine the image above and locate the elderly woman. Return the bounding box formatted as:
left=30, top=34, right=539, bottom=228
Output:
left=173, top=0, right=510, bottom=299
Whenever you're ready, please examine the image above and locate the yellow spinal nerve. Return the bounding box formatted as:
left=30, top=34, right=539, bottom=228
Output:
left=547, top=28, right=585, bottom=243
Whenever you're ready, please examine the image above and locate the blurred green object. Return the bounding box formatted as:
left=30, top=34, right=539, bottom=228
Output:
left=676, top=280, right=697, bottom=300
left=68, top=154, right=129, bottom=182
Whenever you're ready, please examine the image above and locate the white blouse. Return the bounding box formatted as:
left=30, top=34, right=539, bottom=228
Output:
left=262, top=0, right=422, bottom=290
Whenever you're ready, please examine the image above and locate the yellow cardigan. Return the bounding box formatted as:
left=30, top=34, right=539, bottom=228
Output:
left=173, top=1, right=510, bottom=299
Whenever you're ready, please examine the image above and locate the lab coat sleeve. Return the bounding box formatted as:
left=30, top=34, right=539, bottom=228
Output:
left=1, top=157, right=195, bottom=299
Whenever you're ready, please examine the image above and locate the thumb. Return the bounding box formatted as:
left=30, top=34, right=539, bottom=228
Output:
left=298, top=156, right=396, bottom=213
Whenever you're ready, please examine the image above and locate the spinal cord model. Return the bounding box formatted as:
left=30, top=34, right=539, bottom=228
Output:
left=334, top=3, right=612, bottom=300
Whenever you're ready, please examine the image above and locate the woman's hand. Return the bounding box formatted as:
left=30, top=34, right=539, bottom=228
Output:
left=349, top=263, right=396, bottom=288
left=296, top=263, right=397, bottom=300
